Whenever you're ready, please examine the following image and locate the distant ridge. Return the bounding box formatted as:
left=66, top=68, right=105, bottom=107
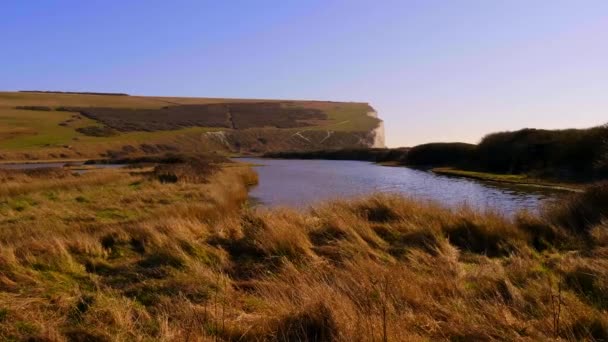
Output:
left=0, top=91, right=383, bottom=160
left=19, top=90, right=129, bottom=96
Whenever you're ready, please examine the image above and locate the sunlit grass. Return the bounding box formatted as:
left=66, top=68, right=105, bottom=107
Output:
left=0, top=159, right=606, bottom=340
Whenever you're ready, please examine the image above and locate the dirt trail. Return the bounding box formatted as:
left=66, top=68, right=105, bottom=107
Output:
left=292, top=131, right=312, bottom=143
left=319, top=131, right=333, bottom=143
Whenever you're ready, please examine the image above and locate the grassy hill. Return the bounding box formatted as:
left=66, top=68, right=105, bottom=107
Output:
left=0, top=91, right=382, bottom=161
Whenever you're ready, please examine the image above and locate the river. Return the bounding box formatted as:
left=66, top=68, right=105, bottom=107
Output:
left=238, top=158, right=561, bottom=214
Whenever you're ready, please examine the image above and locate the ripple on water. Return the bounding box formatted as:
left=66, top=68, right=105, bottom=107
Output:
left=237, top=158, right=561, bottom=215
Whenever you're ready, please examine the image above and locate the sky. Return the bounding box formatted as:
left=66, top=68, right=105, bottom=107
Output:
left=1, top=0, right=607, bottom=147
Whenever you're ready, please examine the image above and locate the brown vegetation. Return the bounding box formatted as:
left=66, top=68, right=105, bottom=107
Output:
left=75, top=126, right=118, bottom=137
left=14, top=106, right=53, bottom=111
left=69, top=102, right=328, bottom=132
left=0, top=159, right=607, bottom=341
left=228, top=102, right=326, bottom=129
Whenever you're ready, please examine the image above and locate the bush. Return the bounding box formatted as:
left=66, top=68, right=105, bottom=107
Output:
left=476, top=126, right=608, bottom=180
left=405, top=142, right=475, bottom=167
left=265, top=147, right=409, bottom=163
left=151, top=154, right=226, bottom=184
left=76, top=126, right=118, bottom=137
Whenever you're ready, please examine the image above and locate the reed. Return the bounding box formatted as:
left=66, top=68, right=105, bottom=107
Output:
left=0, top=158, right=606, bottom=341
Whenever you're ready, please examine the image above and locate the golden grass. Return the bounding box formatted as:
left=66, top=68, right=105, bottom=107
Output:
left=0, top=162, right=606, bottom=341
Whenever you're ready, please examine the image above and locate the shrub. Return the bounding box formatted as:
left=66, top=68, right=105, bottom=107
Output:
left=76, top=126, right=118, bottom=137
left=405, top=142, right=475, bottom=167
left=265, top=148, right=409, bottom=163
left=476, top=126, right=608, bottom=179
left=152, top=154, right=223, bottom=184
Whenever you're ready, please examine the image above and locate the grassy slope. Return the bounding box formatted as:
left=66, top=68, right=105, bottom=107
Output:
left=432, top=167, right=585, bottom=192
left=0, top=92, right=377, bottom=161
left=0, top=107, right=98, bottom=149
left=0, top=161, right=607, bottom=340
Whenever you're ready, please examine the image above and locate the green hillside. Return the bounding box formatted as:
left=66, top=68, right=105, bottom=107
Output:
left=0, top=92, right=382, bottom=161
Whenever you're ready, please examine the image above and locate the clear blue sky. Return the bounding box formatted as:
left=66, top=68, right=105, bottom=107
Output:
left=2, top=0, right=607, bottom=147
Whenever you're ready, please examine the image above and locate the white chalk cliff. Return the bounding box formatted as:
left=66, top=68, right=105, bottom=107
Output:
left=367, top=111, right=385, bottom=148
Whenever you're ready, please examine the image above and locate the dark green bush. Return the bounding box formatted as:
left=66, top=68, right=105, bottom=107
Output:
left=476, top=126, right=608, bottom=180
left=265, top=148, right=409, bottom=163
left=76, top=126, right=118, bottom=137
left=405, top=142, right=475, bottom=167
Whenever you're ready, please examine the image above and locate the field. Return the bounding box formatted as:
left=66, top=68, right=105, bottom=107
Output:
left=0, top=92, right=381, bottom=161
left=0, top=156, right=607, bottom=341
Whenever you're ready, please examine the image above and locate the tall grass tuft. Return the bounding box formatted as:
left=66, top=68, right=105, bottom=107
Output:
left=546, top=182, right=608, bottom=235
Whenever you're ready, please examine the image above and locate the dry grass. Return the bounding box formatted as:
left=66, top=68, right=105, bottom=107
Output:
left=0, top=160, right=606, bottom=341
left=0, top=168, right=127, bottom=197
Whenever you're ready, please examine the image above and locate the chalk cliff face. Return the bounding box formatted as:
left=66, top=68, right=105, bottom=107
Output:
left=216, top=109, right=385, bottom=154
left=195, top=105, right=384, bottom=154
left=367, top=111, right=386, bottom=148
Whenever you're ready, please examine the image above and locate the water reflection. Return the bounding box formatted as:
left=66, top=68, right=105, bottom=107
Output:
left=238, top=158, right=561, bottom=215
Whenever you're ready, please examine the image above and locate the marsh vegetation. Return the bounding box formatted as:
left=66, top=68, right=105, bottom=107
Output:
left=0, top=154, right=607, bottom=341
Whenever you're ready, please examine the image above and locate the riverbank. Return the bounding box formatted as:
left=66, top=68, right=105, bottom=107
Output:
left=432, top=167, right=585, bottom=192
left=1, top=154, right=607, bottom=340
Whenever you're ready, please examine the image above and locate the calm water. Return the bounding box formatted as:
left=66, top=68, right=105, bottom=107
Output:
left=239, top=158, right=560, bottom=214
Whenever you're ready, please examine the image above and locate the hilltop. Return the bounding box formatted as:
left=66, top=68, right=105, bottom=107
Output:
left=0, top=91, right=384, bottom=161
